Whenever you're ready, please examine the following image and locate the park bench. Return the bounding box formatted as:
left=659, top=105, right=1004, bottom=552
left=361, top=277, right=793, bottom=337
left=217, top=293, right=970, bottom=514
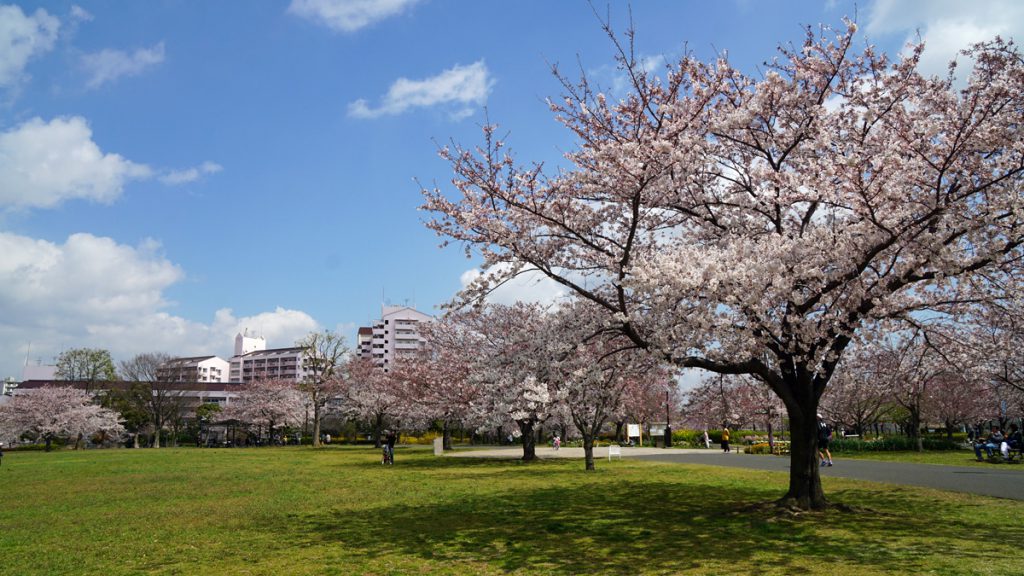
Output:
left=1000, top=444, right=1022, bottom=463
left=608, top=445, right=622, bottom=460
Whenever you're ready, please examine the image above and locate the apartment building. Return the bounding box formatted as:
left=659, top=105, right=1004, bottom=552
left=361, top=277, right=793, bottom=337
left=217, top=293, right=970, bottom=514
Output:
left=157, top=356, right=230, bottom=383
left=231, top=346, right=308, bottom=383
left=358, top=305, right=432, bottom=372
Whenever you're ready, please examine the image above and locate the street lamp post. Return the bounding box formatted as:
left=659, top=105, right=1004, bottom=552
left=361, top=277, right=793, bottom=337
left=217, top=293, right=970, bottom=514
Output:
left=664, top=389, right=673, bottom=448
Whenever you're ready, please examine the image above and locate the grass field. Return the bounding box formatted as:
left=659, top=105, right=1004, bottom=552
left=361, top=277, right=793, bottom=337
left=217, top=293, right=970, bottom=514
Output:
left=835, top=448, right=1020, bottom=467
left=1, top=446, right=1022, bottom=575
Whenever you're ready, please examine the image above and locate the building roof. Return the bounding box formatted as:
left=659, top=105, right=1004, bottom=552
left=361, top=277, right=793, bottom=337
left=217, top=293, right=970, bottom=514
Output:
left=16, top=380, right=248, bottom=392
left=358, top=327, right=373, bottom=335
left=240, top=346, right=306, bottom=358
left=165, top=355, right=218, bottom=364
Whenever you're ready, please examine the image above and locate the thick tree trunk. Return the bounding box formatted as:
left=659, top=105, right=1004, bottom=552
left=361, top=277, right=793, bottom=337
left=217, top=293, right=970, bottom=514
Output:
left=312, top=403, right=322, bottom=448
left=373, top=414, right=384, bottom=448
left=615, top=421, right=624, bottom=443
left=907, top=409, right=923, bottom=452
left=153, top=429, right=161, bottom=449
left=132, top=433, right=140, bottom=449
left=44, top=435, right=52, bottom=452
left=582, top=433, right=596, bottom=471
left=779, top=403, right=827, bottom=510
left=518, top=419, right=537, bottom=461
left=442, top=420, right=453, bottom=451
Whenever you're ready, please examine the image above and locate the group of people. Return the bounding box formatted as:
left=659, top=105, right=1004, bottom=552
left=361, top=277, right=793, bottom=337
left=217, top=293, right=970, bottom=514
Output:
left=973, top=423, right=1022, bottom=462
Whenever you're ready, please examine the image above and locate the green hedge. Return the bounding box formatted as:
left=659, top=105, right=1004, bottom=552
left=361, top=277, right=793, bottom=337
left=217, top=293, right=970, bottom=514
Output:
left=830, top=436, right=962, bottom=452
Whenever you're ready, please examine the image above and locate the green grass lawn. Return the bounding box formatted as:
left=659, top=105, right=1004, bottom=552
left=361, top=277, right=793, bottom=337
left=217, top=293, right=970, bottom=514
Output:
left=832, top=448, right=1021, bottom=467
left=1, top=446, right=1022, bottom=575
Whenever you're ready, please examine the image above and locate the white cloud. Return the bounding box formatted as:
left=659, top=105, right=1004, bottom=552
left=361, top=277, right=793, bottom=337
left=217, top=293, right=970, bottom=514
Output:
left=867, top=0, right=1024, bottom=78
left=0, top=231, right=322, bottom=378
left=460, top=264, right=572, bottom=308
left=349, top=60, right=493, bottom=119
left=0, top=4, right=59, bottom=87
left=81, top=41, right=165, bottom=88
left=69, top=5, right=93, bottom=22
left=0, top=116, right=152, bottom=211
left=288, top=0, right=418, bottom=32
left=160, top=161, right=223, bottom=185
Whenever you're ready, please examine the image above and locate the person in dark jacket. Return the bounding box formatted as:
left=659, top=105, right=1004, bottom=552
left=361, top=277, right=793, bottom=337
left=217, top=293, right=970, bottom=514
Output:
left=1000, top=424, right=1022, bottom=460
left=974, top=426, right=1004, bottom=461
left=384, top=430, right=398, bottom=465
left=817, top=414, right=834, bottom=467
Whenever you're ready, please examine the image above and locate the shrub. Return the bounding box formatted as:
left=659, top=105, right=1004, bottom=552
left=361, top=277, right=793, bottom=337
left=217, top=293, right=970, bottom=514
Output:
left=830, top=436, right=962, bottom=452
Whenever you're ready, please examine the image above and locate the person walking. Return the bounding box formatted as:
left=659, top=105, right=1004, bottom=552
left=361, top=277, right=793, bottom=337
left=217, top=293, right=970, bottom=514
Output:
left=385, top=430, right=398, bottom=465
left=721, top=427, right=731, bottom=453
left=552, top=434, right=561, bottom=451
left=817, top=414, right=834, bottom=466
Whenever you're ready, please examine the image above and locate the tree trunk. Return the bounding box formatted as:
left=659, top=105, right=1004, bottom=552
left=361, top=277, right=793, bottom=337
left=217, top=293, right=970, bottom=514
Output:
left=779, top=401, right=827, bottom=510
left=615, top=421, right=624, bottom=443
left=373, top=414, right=384, bottom=448
left=582, top=432, right=596, bottom=471
left=44, top=435, right=52, bottom=452
left=517, top=419, right=537, bottom=461
left=132, top=433, right=140, bottom=449
left=442, top=420, right=453, bottom=451
left=153, top=427, right=161, bottom=449
left=908, top=408, right=923, bottom=452
left=312, top=402, right=322, bottom=448
left=75, top=432, right=83, bottom=450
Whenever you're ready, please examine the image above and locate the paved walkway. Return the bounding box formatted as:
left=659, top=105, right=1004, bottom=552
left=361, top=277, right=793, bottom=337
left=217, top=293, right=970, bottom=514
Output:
left=447, top=446, right=1024, bottom=501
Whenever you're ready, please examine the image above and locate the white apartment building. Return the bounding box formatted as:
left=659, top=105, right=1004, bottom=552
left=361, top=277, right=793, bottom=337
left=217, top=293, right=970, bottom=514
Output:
left=157, top=356, right=230, bottom=383
left=231, top=346, right=308, bottom=383
left=356, top=327, right=373, bottom=358
left=359, top=305, right=432, bottom=372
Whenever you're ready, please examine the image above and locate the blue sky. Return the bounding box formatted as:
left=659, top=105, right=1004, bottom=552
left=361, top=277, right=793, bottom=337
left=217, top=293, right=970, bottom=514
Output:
left=2, top=0, right=1022, bottom=379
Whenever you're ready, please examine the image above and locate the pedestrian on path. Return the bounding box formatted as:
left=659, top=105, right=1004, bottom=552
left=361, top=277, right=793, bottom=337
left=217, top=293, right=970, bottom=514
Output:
left=817, top=414, right=834, bottom=466
left=721, top=427, right=731, bottom=453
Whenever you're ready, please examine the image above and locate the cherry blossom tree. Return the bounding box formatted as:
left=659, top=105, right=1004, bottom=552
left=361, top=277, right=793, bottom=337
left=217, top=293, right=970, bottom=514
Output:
left=341, top=357, right=403, bottom=448
left=393, top=310, right=482, bottom=450
left=475, top=303, right=561, bottom=461
left=0, top=386, right=123, bottom=451
left=548, top=301, right=670, bottom=469
left=222, top=378, right=304, bottom=444
left=423, top=22, right=1024, bottom=509
left=614, top=370, right=677, bottom=443
left=819, top=347, right=893, bottom=437
left=928, top=372, right=993, bottom=441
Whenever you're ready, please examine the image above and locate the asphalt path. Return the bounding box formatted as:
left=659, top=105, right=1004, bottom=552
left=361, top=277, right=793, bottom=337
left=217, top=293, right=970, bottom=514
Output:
left=448, top=446, right=1024, bottom=500
left=631, top=451, right=1024, bottom=501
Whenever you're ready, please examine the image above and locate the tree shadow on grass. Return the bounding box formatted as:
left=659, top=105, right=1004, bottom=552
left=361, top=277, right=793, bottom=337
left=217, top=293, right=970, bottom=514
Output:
left=269, top=472, right=1020, bottom=575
